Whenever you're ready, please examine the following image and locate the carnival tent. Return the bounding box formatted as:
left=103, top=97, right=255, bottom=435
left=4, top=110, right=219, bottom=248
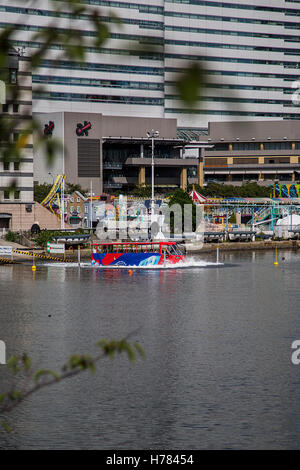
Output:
left=189, top=189, right=207, bottom=203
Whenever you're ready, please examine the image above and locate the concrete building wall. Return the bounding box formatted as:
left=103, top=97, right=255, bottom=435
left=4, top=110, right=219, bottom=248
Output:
left=102, top=115, right=178, bottom=139
left=0, top=201, right=71, bottom=232
left=63, top=112, right=103, bottom=194
left=203, top=120, right=300, bottom=186
left=209, top=120, right=300, bottom=142
left=33, top=111, right=64, bottom=185
left=33, top=111, right=187, bottom=192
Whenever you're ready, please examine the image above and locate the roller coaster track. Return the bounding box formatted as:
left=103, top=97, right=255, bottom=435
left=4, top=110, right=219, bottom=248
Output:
left=41, top=174, right=65, bottom=217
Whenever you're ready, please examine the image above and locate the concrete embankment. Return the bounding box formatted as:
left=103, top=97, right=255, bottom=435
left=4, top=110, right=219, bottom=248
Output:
left=13, top=242, right=300, bottom=262
left=185, top=239, right=300, bottom=254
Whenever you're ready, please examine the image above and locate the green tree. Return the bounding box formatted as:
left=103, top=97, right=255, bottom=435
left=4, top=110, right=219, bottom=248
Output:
left=65, top=182, right=88, bottom=196
left=168, top=188, right=193, bottom=207
left=33, top=183, right=53, bottom=203
left=190, top=182, right=270, bottom=199
left=167, top=188, right=197, bottom=232
left=131, top=185, right=152, bottom=198
left=228, top=212, right=236, bottom=224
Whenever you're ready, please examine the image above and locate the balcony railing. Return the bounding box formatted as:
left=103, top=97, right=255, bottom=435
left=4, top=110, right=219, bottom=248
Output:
left=103, top=181, right=123, bottom=188
left=103, top=162, right=123, bottom=170
left=127, top=154, right=180, bottom=160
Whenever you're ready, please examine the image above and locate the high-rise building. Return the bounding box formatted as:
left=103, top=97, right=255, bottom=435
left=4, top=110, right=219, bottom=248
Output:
left=0, top=47, right=33, bottom=204
left=0, top=0, right=299, bottom=133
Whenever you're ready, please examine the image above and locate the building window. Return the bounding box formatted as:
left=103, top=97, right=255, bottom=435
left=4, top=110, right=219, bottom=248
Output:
left=233, top=158, right=259, bottom=164
left=3, top=162, right=10, bottom=171
left=205, top=158, right=228, bottom=167
left=266, top=157, right=290, bottom=164
left=77, top=206, right=81, bottom=213
left=3, top=190, right=10, bottom=200
left=264, top=142, right=291, bottom=150
left=232, top=142, right=260, bottom=151
left=14, top=162, right=20, bottom=171
left=70, top=206, right=74, bottom=213
left=14, top=190, right=20, bottom=200
left=13, top=104, right=19, bottom=113
left=78, top=139, right=100, bottom=177
left=77, top=197, right=81, bottom=202
left=70, top=197, right=74, bottom=202
left=9, top=70, right=17, bottom=84
left=206, top=143, right=229, bottom=151
left=2, top=104, right=9, bottom=113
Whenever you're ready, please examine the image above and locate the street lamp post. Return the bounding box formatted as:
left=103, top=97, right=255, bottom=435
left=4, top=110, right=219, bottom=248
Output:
left=48, top=172, right=54, bottom=185
left=146, top=129, right=159, bottom=215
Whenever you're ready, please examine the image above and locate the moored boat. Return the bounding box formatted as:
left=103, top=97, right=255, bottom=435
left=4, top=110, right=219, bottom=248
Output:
left=91, top=241, right=185, bottom=267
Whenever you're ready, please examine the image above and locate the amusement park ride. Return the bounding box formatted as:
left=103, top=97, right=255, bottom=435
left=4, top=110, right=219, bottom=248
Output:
left=40, top=174, right=65, bottom=225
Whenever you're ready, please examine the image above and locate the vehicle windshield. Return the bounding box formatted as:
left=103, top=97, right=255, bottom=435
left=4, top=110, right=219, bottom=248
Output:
left=164, top=244, right=182, bottom=256
left=174, top=245, right=183, bottom=256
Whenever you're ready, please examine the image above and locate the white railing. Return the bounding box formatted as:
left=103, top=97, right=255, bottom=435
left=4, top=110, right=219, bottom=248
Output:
left=0, top=228, right=9, bottom=238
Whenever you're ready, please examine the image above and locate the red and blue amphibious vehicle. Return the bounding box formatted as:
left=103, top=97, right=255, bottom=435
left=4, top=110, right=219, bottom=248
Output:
left=91, top=241, right=185, bottom=267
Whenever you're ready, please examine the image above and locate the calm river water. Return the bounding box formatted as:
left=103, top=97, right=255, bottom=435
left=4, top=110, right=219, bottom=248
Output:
left=1, top=249, right=300, bottom=449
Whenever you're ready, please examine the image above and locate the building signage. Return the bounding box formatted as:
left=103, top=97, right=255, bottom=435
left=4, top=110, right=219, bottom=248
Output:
left=0, top=246, right=12, bottom=255
left=76, top=121, right=92, bottom=137
left=47, top=242, right=65, bottom=254
left=44, top=121, right=55, bottom=137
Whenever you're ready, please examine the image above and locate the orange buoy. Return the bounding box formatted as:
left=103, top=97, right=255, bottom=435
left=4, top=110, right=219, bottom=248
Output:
left=128, top=269, right=133, bottom=275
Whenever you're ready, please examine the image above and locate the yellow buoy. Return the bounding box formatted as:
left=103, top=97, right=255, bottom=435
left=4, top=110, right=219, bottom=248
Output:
left=274, top=246, right=279, bottom=266
left=32, top=251, right=36, bottom=271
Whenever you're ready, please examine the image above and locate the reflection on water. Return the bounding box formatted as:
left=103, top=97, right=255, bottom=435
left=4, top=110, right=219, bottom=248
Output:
left=1, top=250, right=300, bottom=449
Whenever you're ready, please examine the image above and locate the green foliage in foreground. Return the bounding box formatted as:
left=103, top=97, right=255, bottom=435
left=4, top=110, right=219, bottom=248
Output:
left=0, top=339, right=145, bottom=433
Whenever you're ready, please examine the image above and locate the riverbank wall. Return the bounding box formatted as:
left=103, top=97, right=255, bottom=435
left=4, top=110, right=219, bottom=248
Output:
left=185, top=239, right=300, bottom=254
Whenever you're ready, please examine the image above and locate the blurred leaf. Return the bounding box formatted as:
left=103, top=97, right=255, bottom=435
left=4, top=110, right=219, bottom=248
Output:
left=34, top=369, right=59, bottom=382
left=176, top=63, right=206, bottom=107
left=8, top=390, right=22, bottom=401
left=2, top=421, right=12, bottom=433
left=6, top=356, right=20, bottom=375
left=16, top=134, right=30, bottom=149
left=22, top=354, right=31, bottom=372
left=134, top=343, right=145, bottom=358
left=0, top=27, right=13, bottom=69
left=65, top=43, right=85, bottom=62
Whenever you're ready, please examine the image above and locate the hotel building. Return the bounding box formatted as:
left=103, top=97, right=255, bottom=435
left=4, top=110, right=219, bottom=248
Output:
left=0, top=0, right=299, bottom=133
